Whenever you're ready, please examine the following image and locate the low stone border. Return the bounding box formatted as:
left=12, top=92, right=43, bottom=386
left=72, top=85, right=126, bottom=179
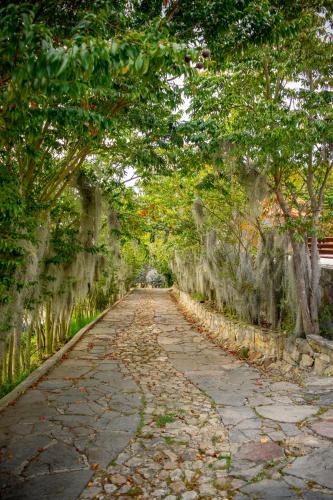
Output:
left=0, top=292, right=131, bottom=412
left=285, top=334, right=333, bottom=376
left=173, top=288, right=286, bottom=359
left=173, top=288, right=333, bottom=377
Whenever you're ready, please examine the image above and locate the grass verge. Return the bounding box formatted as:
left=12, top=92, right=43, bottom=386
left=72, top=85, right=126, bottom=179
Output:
left=0, top=312, right=100, bottom=400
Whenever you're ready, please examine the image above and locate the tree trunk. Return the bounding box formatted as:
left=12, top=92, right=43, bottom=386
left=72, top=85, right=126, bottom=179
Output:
left=13, top=329, right=21, bottom=378
left=310, top=226, right=321, bottom=334
left=45, top=303, right=53, bottom=356
left=7, top=334, right=14, bottom=383
left=25, top=326, right=32, bottom=371
left=36, top=320, right=43, bottom=360
left=290, top=238, right=314, bottom=336
left=0, top=336, right=5, bottom=386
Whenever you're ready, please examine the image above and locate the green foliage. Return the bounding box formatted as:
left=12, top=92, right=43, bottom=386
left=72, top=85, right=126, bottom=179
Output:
left=191, top=292, right=206, bottom=303
left=0, top=0, right=192, bottom=305
left=239, top=347, right=250, bottom=359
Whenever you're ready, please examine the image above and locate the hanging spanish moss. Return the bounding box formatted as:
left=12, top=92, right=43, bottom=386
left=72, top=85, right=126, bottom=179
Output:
left=172, top=197, right=299, bottom=331
left=0, top=171, right=139, bottom=388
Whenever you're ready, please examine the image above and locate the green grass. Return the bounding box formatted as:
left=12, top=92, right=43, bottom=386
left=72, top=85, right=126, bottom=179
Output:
left=249, top=470, right=270, bottom=483
left=154, top=413, right=177, bottom=427
left=217, top=453, right=232, bottom=470
left=125, top=486, right=143, bottom=496
left=0, top=312, right=100, bottom=400
left=0, top=365, right=38, bottom=399
left=68, top=313, right=100, bottom=339
left=212, top=435, right=223, bottom=445
left=315, top=406, right=329, bottom=417
left=163, top=435, right=175, bottom=445
left=191, top=292, right=206, bottom=302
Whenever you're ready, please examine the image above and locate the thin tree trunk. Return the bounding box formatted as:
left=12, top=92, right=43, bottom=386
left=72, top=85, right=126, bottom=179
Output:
left=7, top=335, right=14, bottom=383
left=36, top=319, right=42, bottom=360
left=26, top=326, right=32, bottom=371
left=290, top=238, right=314, bottom=336
left=51, top=319, right=57, bottom=352
left=13, top=328, right=21, bottom=378
left=45, top=303, right=53, bottom=356
left=0, top=336, right=6, bottom=386
left=20, top=347, right=25, bottom=372
left=310, top=226, right=321, bottom=334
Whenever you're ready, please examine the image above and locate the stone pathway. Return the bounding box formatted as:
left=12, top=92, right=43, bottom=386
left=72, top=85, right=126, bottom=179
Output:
left=0, top=299, right=142, bottom=499
left=1, top=289, right=333, bottom=499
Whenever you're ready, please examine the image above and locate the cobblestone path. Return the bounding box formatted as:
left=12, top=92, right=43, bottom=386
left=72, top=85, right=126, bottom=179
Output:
left=1, top=290, right=333, bottom=499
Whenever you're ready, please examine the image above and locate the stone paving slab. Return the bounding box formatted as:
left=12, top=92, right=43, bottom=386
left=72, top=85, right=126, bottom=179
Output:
left=284, top=447, right=333, bottom=490
left=255, top=404, right=319, bottom=423
left=3, top=470, right=93, bottom=500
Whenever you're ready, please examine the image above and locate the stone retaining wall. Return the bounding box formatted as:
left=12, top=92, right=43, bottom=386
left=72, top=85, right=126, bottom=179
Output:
left=174, top=288, right=333, bottom=377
